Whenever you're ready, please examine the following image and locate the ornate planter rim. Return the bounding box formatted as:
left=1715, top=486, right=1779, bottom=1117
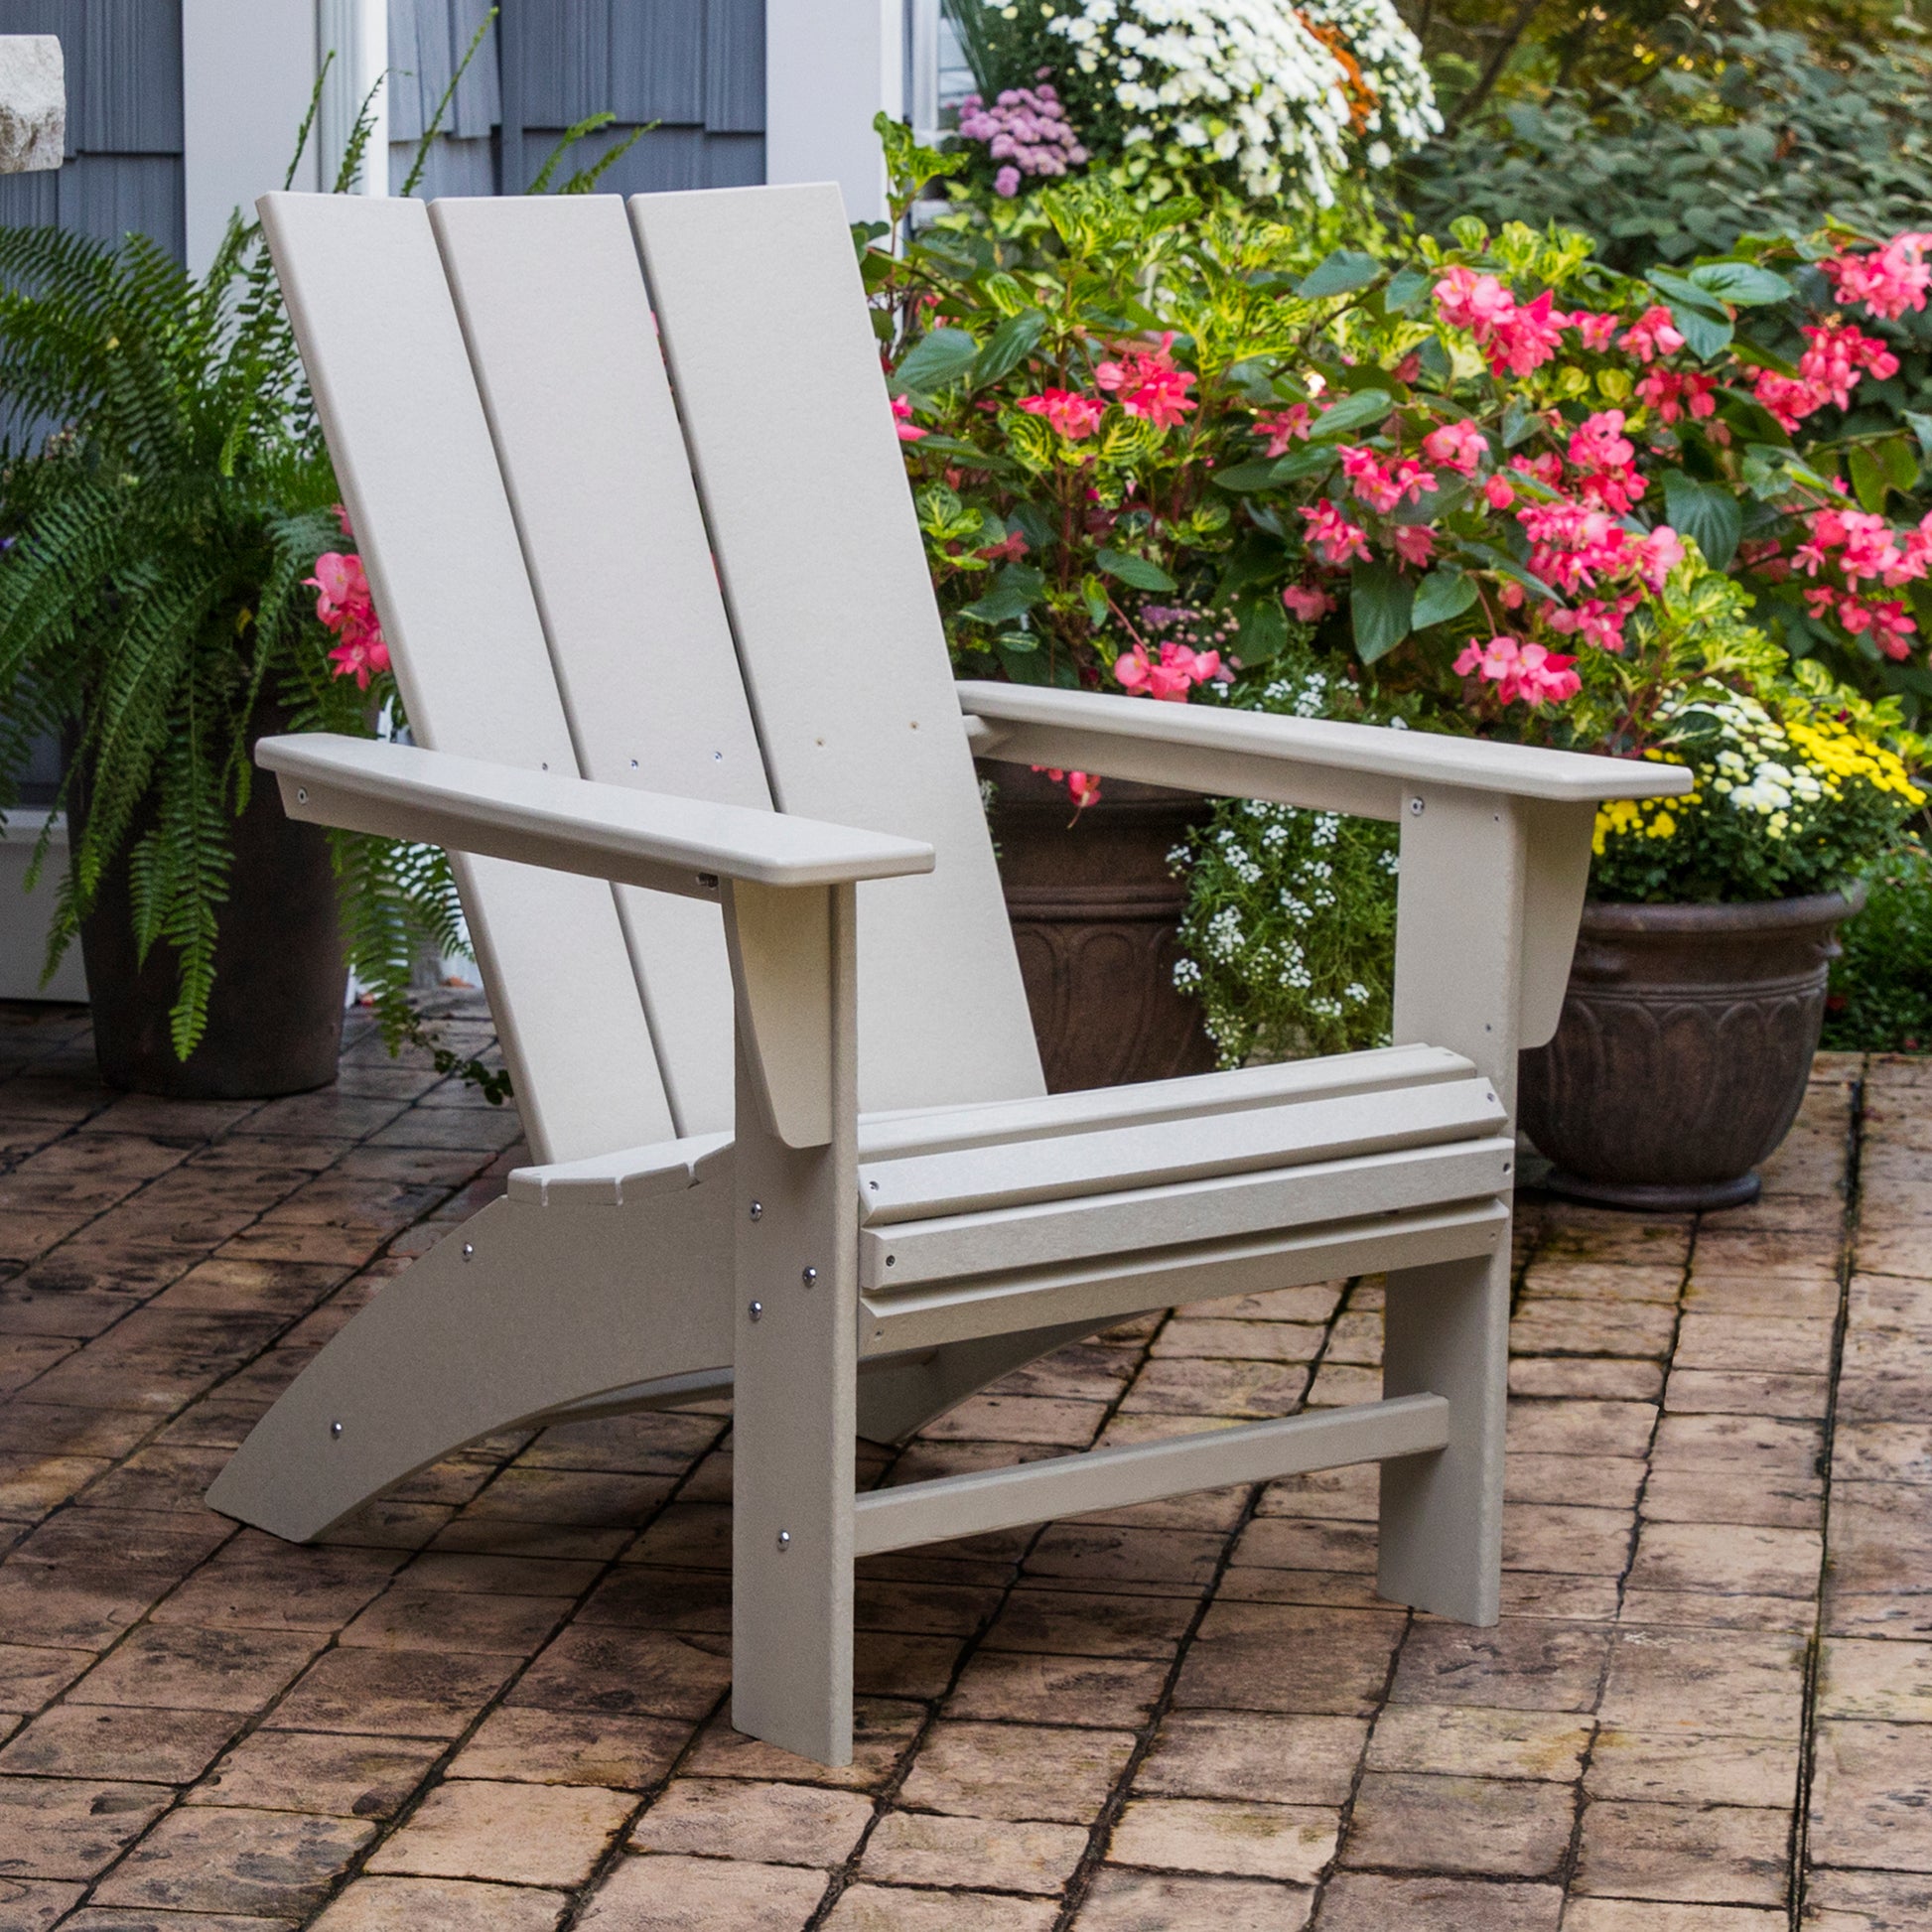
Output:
left=1579, top=879, right=1866, bottom=937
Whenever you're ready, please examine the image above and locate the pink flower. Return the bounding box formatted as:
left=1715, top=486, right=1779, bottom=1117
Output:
left=1567, top=409, right=1645, bottom=514
left=1798, top=321, right=1898, bottom=409
left=1634, top=368, right=1719, bottom=425
left=1254, top=404, right=1311, bottom=456
left=1433, top=266, right=1516, bottom=336
left=1095, top=334, right=1197, bottom=430
left=1299, top=500, right=1371, bottom=566
left=891, top=393, right=927, bottom=442
left=1488, top=289, right=1568, bottom=377
left=1547, top=592, right=1640, bottom=653
left=1282, top=583, right=1335, bottom=621
left=1432, top=268, right=1566, bottom=377
left=1634, top=525, right=1685, bottom=592
left=1337, top=446, right=1437, bottom=514
left=1482, top=475, right=1516, bottom=509
left=1390, top=524, right=1437, bottom=568
left=994, top=166, right=1022, bottom=198
left=1035, top=765, right=1101, bottom=808
left=1422, top=419, right=1487, bottom=475
left=1568, top=311, right=1620, bottom=350
left=1017, top=387, right=1105, bottom=440
left=1453, top=634, right=1581, bottom=707
left=1823, top=233, right=1932, bottom=321
left=307, top=550, right=391, bottom=689
left=1114, top=640, right=1224, bottom=702
left=331, top=502, right=353, bottom=538
left=1620, top=306, right=1686, bottom=364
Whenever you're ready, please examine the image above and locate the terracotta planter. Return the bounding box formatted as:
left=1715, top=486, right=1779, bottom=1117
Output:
left=981, top=761, right=1217, bottom=1092
left=1517, top=885, right=1865, bottom=1211
left=74, top=711, right=347, bottom=1100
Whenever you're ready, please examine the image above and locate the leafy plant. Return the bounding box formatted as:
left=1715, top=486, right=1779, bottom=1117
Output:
left=0, top=69, right=477, bottom=1074
left=1824, top=836, right=1932, bottom=1049
left=1404, top=12, right=1932, bottom=274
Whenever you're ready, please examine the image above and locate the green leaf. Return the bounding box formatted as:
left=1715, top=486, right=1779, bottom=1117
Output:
left=1307, top=389, right=1391, bottom=441
left=1383, top=266, right=1432, bottom=316
left=1095, top=547, right=1176, bottom=592
left=1269, top=444, right=1339, bottom=483
left=1848, top=444, right=1889, bottom=514
left=958, top=562, right=1044, bottom=624
left=1412, top=567, right=1478, bottom=630
left=1234, top=594, right=1290, bottom=662
left=1350, top=558, right=1414, bottom=664
left=1210, top=460, right=1286, bottom=492
left=1501, top=398, right=1538, bottom=449
left=1646, top=265, right=1730, bottom=317
left=1905, top=412, right=1932, bottom=462
left=1880, top=434, right=1922, bottom=491
left=1669, top=302, right=1733, bottom=361
left=1686, top=260, right=1794, bottom=307
left=891, top=326, right=977, bottom=395
left=1660, top=470, right=1743, bottom=569
left=1459, top=540, right=1558, bottom=601
left=1296, top=249, right=1382, bottom=300
left=970, top=309, right=1047, bottom=389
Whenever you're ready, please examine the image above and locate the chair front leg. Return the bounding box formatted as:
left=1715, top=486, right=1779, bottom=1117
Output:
left=725, top=880, right=859, bottom=1766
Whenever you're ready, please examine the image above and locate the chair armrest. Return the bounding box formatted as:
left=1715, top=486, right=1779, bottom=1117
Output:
left=958, top=682, right=1693, bottom=819
left=257, top=735, right=934, bottom=897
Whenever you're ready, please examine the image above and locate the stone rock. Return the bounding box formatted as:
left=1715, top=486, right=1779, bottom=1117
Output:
left=0, top=36, right=64, bottom=175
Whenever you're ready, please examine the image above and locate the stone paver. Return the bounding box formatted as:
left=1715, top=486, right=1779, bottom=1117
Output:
left=0, top=1007, right=1913, bottom=1925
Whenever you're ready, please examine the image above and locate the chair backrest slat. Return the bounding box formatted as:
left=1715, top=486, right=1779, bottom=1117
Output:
left=259, top=193, right=676, bottom=1164
left=628, top=185, right=1046, bottom=1116
left=428, top=194, right=770, bottom=1136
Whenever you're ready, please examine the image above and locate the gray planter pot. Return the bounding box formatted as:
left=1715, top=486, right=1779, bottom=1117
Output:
left=1517, top=884, right=1865, bottom=1211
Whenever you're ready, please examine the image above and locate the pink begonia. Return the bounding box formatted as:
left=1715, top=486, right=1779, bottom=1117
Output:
left=1634, top=368, right=1718, bottom=424
left=1547, top=592, right=1641, bottom=654
left=1568, top=311, right=1620, bottom=350
left=1035, top=765, right=1102, bottom=807
left=1634, top=525, right=1685, bottom=591
left=1824, top=234, right=1932, bottom=320
left=1512, top=451, right=1565, bottom=490
left=1113, top=640, right=1225, bottom=702
left=1432, top=267, right=1567, bottom=377
left=1798, top=321, right=1899, bottom=408
left=957, top=84, right=1088, bottom=193
left=1566, top=409, right=1646, bottom=514
left=1453, top=635, right=1582, bottom=707
left=1422, top=419, right=1487, bottom=474
left=1337, top=446, right=1438, bottom=515
left=1619, top=306, right=1686, bottom=364
left=1516, top=500, right=1644, bottom=594
left=1751, top=368, right=1823, bottom=433
left=1017, top=387, right=1105, bottom=440
left=1282, top=583, right=1335, bottom=621
left=1299, top=499, right=1371, bottom=566
left=332, top=501, right=353, bottom=538
left=1095, top=335, right=1197, bottom=430
left=1254, top=404, right=1311, bottom=456
left=1482, top=475, right=1516, bottom=509
left=307, top=551, right=390, bottom=690
left=1390, top=524, right=1437, bottom=568
left=891, top=393, right=927, bottom=443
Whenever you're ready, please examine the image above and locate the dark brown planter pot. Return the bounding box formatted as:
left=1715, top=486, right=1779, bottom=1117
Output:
left=74, top=713, right=347, bottom=1100
left=1517, top=884, right=1865, bottom=1212
left=981, top=760, right=1218, bottom=1093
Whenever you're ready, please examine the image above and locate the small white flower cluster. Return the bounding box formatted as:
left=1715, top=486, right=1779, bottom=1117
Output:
left=1044, top=0, right=1437, bottom=205
left=1669, top=692, right=1824, bottom=843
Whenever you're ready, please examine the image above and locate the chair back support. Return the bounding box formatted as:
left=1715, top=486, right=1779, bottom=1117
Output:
left=260, top=194, right=675, bottom=1165
left=261, top=184, right=1044, bottom=1154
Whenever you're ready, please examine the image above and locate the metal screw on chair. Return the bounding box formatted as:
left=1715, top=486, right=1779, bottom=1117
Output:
left=748, top=1301, right=762, bottom=1322
left=330, top=1421, right=343, bottom=1438
left=749, top=1200, right=762, bottom=1221
left=462, top=1244, right=474, bottom=1261
left=776, top=1529, right=791, bottom=1551
left=296, top=787, right=308, bottom=804
left=1409, top=796, right=1425, bottom=815
left=801, top=1266, right=818, bottom=1288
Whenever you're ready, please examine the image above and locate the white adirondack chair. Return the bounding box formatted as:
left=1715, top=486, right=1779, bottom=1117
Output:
left=206, top=185, right=1689, bottom=1767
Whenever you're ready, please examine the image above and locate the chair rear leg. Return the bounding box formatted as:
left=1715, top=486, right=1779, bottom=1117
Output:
left=1376, top=1246, right=1509, bottom=1624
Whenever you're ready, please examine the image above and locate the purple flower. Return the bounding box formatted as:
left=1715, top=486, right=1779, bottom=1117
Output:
left=994, top=166, right=1023, bottom=198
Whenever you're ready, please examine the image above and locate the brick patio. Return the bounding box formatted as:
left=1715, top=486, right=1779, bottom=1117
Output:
left=0, top=999, right=1926, bottom=1931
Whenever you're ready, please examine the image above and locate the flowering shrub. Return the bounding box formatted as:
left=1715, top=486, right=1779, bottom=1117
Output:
left=1590, top=677, right=1925, bottom=903
left=954, top=81, right=1089, bottom=199
left=1170, top=651, right=1408, bottom=1063
left=943, top=0, right=1437, bottom=207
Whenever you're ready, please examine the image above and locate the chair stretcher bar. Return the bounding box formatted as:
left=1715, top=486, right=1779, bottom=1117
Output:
left=852, top=1392, right=1451, bottom=1556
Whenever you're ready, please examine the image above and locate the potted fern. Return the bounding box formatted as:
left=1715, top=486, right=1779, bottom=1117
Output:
left=0, top=102, right=466, bottom=1098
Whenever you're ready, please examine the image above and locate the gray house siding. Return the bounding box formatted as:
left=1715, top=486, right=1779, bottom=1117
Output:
left=390, top=0, right=763, bottom=199
left=0, top=0, right=185, bottom=260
